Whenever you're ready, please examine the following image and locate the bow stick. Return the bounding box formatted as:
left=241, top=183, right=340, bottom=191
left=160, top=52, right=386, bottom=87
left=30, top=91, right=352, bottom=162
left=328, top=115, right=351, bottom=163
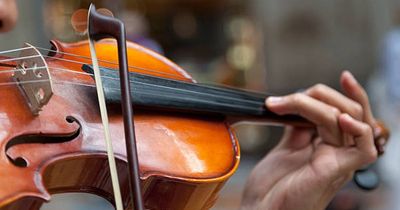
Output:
left=87, top=4, right=144, bottom=210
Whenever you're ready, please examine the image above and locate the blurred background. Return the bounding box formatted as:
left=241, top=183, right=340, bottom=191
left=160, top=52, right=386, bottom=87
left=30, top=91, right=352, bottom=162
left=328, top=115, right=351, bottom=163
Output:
left=3, top=0, right=400, bottom=209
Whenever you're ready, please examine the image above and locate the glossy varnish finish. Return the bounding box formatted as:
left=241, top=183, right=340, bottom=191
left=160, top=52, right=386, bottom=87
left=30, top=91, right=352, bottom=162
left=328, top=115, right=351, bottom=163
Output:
left=0, top=40, right=240, bottom=210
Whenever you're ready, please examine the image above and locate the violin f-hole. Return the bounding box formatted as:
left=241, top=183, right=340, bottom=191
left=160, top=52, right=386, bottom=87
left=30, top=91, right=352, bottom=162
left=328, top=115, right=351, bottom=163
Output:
left=5, top=116, right=81, bottom=168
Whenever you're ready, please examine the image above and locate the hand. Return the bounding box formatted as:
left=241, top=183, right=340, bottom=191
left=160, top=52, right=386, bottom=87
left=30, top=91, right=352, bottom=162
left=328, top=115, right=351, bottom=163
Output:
left=240, top=71, right=378, bottom=210
left=0, top=0, right=17, bottom=32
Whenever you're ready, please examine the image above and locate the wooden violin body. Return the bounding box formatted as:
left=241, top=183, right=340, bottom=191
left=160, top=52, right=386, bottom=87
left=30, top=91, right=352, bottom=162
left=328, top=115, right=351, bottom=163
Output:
left=0, top=40, right=240, bottom=210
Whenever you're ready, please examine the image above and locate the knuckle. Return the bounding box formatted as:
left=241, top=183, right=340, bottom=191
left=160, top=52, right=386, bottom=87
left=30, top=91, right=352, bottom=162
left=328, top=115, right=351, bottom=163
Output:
left=365, top=147, right=378, bottom=163
left=331, top=107, right=341, bottom=117
left=291, top=93, right=305, bottom=104
left=290, top=93, right=307, bottom=114
left=363, top=125, right=377, bottom=163
left=358, top=88, right=370, bottom=105
left=327, top=107, right=340, bottom=124
left=309, top=83, right=326, bottom=95
left=352, top=103, right=363, bottom=119
left=361, top=124, right=372, bottom=135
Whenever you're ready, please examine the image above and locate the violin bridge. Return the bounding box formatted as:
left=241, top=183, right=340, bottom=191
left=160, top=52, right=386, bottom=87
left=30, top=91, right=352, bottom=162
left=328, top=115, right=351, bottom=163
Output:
left=12, top=43, right=53, bottom=115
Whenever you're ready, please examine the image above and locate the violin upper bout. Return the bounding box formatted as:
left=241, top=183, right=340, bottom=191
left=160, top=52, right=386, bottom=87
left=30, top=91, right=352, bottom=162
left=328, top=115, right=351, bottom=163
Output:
left=50, top=39, right=195, bottom=82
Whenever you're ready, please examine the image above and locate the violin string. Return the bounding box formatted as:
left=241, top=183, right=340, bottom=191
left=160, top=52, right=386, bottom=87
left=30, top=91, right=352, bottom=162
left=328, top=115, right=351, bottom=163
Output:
left=0, top=66, right=47, bottom=74
left=43, top=54, right=188, bottom=80
left=50, top=66, right=121, bottom=82
left=0, top=49, right=189, bottom=80
left=0, top=57, right=264, bottom=105
left=0, top=45, right=190, bottom=80
left=0, top=71, right=263, bottom=106
left=58, top=66, right=265, bottom=105
left=54, top=80, right=96, bottom=88
left=0, top=64, right=123, bottom=82
left=0, top=65, right=157, bottom=97
left=0, top=49, right=263, bottom=105
left=0, top=46, right=33, bottom=55
left=0, top=54, right=42, bottom=63
left=0, top=63, right=264, bottom=105
left=35, top=46, right=189, bottom=80
left=0, top=61, right=264, bottom=106
left=0, top=79, right=51, bottom=86
left=0, top=78, right=119, bottom=91
left=0, top=64, right=90, bottom=76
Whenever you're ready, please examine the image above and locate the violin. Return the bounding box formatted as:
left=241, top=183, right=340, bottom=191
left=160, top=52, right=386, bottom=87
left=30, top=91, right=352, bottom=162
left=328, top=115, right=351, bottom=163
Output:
left=0, top=5, right=389, bottom=210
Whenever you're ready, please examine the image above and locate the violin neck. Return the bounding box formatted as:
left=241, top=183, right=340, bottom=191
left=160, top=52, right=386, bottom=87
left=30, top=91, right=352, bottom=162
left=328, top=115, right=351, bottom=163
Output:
left=82, top=65, right=308, bottom=126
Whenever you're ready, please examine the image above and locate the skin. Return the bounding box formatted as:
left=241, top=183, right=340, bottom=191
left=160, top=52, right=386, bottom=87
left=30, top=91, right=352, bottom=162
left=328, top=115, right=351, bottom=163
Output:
left=0, top=0, right=17, bottom=32
left=241, top=71, right=378, bottom=210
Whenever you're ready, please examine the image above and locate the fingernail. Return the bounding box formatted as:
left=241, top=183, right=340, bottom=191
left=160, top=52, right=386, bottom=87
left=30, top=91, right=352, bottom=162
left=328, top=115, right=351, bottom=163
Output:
left=344, top=71, right=358, bottom=86
left=266, top=96, right=284, bottom=105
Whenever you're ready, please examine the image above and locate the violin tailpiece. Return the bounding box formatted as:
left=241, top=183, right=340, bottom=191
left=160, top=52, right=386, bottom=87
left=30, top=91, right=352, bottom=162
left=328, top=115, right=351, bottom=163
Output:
left=12, top=43, right=53, bottom=115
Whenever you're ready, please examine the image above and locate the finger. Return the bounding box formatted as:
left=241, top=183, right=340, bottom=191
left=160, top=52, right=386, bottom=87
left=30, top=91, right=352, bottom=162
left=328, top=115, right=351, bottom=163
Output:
left=340, top=71, right=375, bottom=125
left=266, top=93, right=341, bottom=145
left=306, top=84, right=363, bottom=121
left=337, top=114, right=377, bottom=171
left=0, top=0, right=18, bottom=32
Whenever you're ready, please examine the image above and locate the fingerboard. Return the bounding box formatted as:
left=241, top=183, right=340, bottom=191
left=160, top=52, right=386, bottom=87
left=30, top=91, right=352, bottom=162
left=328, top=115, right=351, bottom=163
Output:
left=82, top=64, right=308, bottom=125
